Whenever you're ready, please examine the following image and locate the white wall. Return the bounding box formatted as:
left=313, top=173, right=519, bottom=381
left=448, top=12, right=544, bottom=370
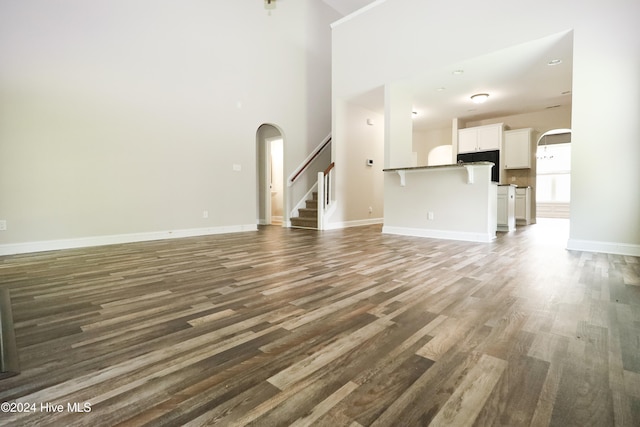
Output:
left=0, top=1, right=340, bottom=253
left=383, top=165, right=497, bottom=242
left=384, top=83, right=413, bottom=169
left=413, top=126, right=454, bottom=166
left=332, top=0, right=640, bottom=255
left=568, top=10, right=640, bottom=255
left=465, top=105, right=572, bottom=135
left=330, top=100, right=384, bottom=227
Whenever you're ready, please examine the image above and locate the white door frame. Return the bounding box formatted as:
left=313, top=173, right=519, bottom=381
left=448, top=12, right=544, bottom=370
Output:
left=264, top=136, right=284, bottom=225
left=264, top=137, right=274, bottom=225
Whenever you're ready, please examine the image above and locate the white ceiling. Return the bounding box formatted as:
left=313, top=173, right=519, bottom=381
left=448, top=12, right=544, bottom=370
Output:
left=324, top=1, right=573, bottom=131
left=322, top=0, right=378, bottom=16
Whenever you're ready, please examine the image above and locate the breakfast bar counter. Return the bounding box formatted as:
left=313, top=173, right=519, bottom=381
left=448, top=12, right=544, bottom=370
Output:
left=382, top=162, right=497, bottom=242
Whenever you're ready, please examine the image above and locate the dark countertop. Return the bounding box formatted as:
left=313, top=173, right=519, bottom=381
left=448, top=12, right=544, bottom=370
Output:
left=383, top=161, right=494, bottom=172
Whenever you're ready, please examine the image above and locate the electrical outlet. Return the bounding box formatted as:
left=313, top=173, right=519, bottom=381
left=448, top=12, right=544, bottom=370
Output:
left=0, top=220, right=6, bottom=230
left=202, top=211, right=209, bottom=219
left=427, top=211, right=434, bottom=220
left=368, top=206, right=373, bottom=214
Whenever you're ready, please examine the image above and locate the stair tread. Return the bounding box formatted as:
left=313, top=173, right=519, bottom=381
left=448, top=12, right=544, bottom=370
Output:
left=291, top=217, right=317, bottom=224
left=298, top=208, right=317, bottom=218
left=292, top=192, right=320, bottom=229
left=291, top=217, right=317, bottom=229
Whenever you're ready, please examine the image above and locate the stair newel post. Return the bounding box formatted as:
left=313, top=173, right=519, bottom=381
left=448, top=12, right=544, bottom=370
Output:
left=317, top=171, right=325, bottom=230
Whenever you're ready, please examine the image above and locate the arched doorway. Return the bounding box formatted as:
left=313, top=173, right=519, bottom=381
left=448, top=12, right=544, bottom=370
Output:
left=256, top=124, right=284, bottom=226
left=427, top=145, right=453, bottom=166
left=535, top=129, right=571, bottom=219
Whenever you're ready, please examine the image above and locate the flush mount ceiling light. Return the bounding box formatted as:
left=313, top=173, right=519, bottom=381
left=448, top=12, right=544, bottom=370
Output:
left=470, top=93, right=489, bottom=104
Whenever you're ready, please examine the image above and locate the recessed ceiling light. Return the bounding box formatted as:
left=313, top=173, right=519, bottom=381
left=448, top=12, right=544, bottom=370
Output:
left=547, top=59, right=562, bottom=66
left=452, top=69, right=464, bottom=75
left=470, top=93, right=489, bottom=104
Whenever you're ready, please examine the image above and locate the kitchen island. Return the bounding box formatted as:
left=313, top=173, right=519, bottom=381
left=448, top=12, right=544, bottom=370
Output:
left=382, top=162, right=497, bottom=242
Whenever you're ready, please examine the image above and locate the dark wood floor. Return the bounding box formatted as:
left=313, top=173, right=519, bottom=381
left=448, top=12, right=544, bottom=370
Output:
left=0, top=221, right=639, bottom=426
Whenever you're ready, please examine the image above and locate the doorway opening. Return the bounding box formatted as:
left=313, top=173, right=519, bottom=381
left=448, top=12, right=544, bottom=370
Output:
left=267, top=138, right=284, bottom=225
left=535, top=129, right=571, bottom=219
left=534, top=128, right=571, bottom=241
left=256, top=125, right=284, bottom=226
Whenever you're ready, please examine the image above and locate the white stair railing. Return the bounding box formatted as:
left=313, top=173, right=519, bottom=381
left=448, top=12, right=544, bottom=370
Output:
left=317, top=162, right=335, bottom=230
left=287, top=134, right=331, bottom=227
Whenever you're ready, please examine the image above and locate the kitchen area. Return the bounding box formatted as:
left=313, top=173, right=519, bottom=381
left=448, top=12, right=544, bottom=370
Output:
left=457, top=123, right=534, bottom=232
left=383, top=122, right=537, bottom=242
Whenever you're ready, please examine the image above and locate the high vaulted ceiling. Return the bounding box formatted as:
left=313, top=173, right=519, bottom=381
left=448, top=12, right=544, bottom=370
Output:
left=324, top=0, right=573, bottom=131
left=322, top=0, right=377, bottom=16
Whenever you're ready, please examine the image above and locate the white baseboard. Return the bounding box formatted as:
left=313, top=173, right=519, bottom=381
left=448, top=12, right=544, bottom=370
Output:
left=324, top=218, right=384, bottom=230
left=566, top=239, right=640, bottom=256
left=0, top=224, right=258, bottom=256
left=382, top=226, right=496, bottom=243
left=258, top=217, right=284, bottom=226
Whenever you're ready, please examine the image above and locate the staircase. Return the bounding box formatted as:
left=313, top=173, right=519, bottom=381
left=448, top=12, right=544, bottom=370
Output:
left=290, top=192, right=318, bottom=229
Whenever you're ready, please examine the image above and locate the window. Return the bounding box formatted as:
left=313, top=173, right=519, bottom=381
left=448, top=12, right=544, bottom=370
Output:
left=536, top=143, right=571, bottom=203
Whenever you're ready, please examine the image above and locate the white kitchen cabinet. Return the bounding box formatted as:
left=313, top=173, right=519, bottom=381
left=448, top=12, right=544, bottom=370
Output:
left=504, top=128, right=533, bottom=169
left=497, top=185, right=516, bottom=231
left=458, top=123, right=503, bottom=154
left=458, top=129, right=478, bottom=153
left=515, top=186, right=532, bottom=225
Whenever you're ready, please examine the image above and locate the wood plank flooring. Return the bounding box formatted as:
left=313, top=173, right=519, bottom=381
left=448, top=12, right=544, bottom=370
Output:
left=0, top=220, right=639, bottom=426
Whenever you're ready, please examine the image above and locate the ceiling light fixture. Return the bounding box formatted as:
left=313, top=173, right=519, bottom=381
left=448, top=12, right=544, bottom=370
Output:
left=547, top=59, right=562, bottom=66
left=470, top=93, right=489, bottom=104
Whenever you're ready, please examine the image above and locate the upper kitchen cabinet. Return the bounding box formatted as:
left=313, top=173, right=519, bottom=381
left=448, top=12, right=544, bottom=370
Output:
left=458, top=123, right=504, bottom=153
left=504, top=128, right=533, bottom=169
